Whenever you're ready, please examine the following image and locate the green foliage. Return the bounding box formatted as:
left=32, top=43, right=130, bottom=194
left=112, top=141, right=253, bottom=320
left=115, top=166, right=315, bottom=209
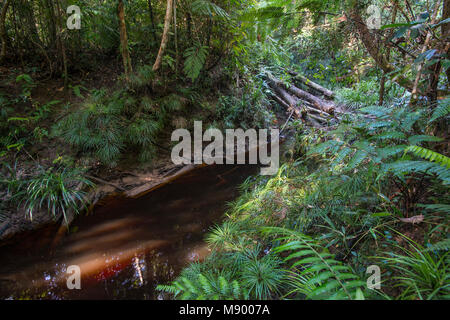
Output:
left=55, top=87, right=187, bottom=166
left=266, top=227, right=366, bottom=300
left=183, top=43, right=209, bottom=81
left=425, top=239, right=450, bottom=253
left=158, top=248, right=285, bottom=300
left=128, top=65, right=155, bottom=89
left=240, top=249, right=285, bottom=299
left=0, top=85, right=59, bottom=158
left=307, top=104, right=449, bottom=186
left=429, top=98, right=450, bottom=123
left=404, top=146, right=450, bottom=169
left=335, top=79, right=379, bottom=108
left=15, top=74, right=35, bottom=101
left=206, top=221, right=242, bottom=251
left=191, top=0, right=229, bottom=20
left=215, top=87, right=274, bottom=129
left=158, top=271, right=247, bottom=300
left=168, top=95, right=449, bottom=300
left=2, top=165, right=93, bottom=223
left=377, top=233, right=450, bottom=300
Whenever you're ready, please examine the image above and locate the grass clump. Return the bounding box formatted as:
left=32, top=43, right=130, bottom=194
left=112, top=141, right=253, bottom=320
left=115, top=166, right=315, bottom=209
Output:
left=1, top=164, right=94, bottom=223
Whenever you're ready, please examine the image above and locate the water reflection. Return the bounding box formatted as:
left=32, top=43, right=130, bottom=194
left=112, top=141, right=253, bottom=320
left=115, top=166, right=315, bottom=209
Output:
left=0, top=164, right=257, bottom=299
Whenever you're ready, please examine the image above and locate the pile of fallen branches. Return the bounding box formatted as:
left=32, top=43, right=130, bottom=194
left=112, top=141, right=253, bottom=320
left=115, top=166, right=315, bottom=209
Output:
left=266, top=71, right=342, bottom=128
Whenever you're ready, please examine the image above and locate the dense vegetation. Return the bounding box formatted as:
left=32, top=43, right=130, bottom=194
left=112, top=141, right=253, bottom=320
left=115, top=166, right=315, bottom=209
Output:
left=0, top=0, right=449, bottom=300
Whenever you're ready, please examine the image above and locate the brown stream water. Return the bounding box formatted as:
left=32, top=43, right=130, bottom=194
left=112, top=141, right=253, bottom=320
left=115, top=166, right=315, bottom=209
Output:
left=0, top=164, right=258, bottom=299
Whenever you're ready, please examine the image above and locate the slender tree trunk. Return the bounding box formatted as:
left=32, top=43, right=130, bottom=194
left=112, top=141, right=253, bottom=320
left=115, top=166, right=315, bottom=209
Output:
left=55, top=0, right=68, bottom=89
left=147, top=0, right=157, bottom=43
left=173, top=0, right=178, bottom=77
left=20, top=0, right=41, bottom=48
left=186, top=12, right=192, bottom=45
left=0, top=0, right=11, bottom=63
left=45, top=0, right=57, bottom=48
left=118, top=0, right=133, bottom=80
left=206, top=18, right=212, bottom=48
left=379, top=1, right=397, bottom=105
left=442, top=0, right=450, bottom=84
left=153, top=0, right=174, bottom=72
left=348, top=9, right=417, bottom=93
left=410, top=0, right=441, bottom=104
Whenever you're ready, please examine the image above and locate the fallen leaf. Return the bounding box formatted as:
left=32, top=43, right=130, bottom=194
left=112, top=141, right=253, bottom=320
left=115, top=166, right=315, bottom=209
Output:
left=399, top=215, right=424, bottom=224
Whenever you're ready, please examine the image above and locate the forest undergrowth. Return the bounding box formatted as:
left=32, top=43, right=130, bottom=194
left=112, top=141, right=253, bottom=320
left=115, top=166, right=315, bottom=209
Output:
left=0, top=0, right=448, bottom=300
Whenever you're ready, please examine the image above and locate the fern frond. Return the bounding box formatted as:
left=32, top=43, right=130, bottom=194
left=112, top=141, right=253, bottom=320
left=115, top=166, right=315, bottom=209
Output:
left=183, top=43, right=209, bottom=81
left=429, top=98, right=450, bottom=123
left=424, top=239, right=450, bottom=252
left=157, top=273, right=247, bottom=300
left=191, top=0, right=229, bottom=19
left=404, top=146, right=450, bottom=169
left=263, top=227, right=365, bottom=300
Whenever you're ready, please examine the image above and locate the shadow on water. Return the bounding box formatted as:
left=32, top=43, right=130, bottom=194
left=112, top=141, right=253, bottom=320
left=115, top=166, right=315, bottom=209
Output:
left=0, top=164, right=258, bottom=299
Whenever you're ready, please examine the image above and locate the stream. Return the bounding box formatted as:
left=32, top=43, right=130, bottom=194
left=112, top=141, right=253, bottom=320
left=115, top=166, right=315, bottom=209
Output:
left=0, top=163, right=258, bottom=299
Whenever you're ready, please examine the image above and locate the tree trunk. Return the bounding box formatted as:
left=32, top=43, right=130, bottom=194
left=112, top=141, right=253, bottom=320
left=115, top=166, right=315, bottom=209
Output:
left=118, top=0, right=133, bottom=80
left=0, top=0, right=11, bottom=63
left=174, top=0, right=178, bottom=77
left=55, top=0, right=68, bottom=89
left=19, top=0, right=41, bottom=49
left=379, top=1, right=398, bottom=106
left=147, top=0, right=157, bottom=43
left=186, top=12, right=192, bottom=45
left=442, top=0, right=450, bottom=84
left=410, top=0, right=441, bottom=104
left=286, top=83, right=335, bottom=113
left=152, top=0, right=174, bottom=72
left=347, top=9, right=418, bottom=94
left=44, top=0, right=57, bottom=48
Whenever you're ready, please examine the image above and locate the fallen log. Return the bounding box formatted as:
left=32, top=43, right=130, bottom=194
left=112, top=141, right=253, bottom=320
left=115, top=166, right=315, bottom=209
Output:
left=266, top=73, right=335, bottom=114
left=271, top=94, right=291, bottom=110
left=288, top=70, right=335, bottom=98
left=285, top=83, right=335, bottom=114
left=301, top=101, right=332, bottom=117
left=269, top=79, right=297, bottom=107
left=272, top=93, right=331, bottom=120
left=308, top=113, right=328, bottom=123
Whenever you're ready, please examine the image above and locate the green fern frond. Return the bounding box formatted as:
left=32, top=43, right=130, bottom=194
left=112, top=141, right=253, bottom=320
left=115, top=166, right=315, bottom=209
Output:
left=157, top=273, right=247, bottom=300
left=429, top=98, right=450, bottom=123
left=404, top=146, right=450, bottom=169
left=191, top=0, right=229, bottom=19
left=359, top=106, right=391, bottom=118
left=184, top=43, right=209, bottom=81
left=424, top=239, right=450, bottom=252
left=407, top=135, right=443, bottom=145
left=263, top=227, right=365, bottom=300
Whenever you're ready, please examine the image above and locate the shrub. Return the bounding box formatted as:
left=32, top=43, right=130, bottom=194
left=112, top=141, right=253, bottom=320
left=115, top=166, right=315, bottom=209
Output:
left=55, top=88, right=186, bottom=166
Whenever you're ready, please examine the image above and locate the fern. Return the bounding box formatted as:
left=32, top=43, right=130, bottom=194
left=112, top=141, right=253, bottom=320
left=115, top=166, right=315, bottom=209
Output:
left=157, top=273, right=248, bottom=300
left=404, top=146, right=450, bottom=169
left=407, top=135, right=443, bottom=145
left=263, top=227, right=366, bottom=300
left=429, top=97, right=450, bottom=123
left=424, top=239, right=450, bottom=252
left=381, top=160, right=450, bottom=185
left=183, top=43, right=209, bottom=81
left=191, top=0, right=229, bottom=20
